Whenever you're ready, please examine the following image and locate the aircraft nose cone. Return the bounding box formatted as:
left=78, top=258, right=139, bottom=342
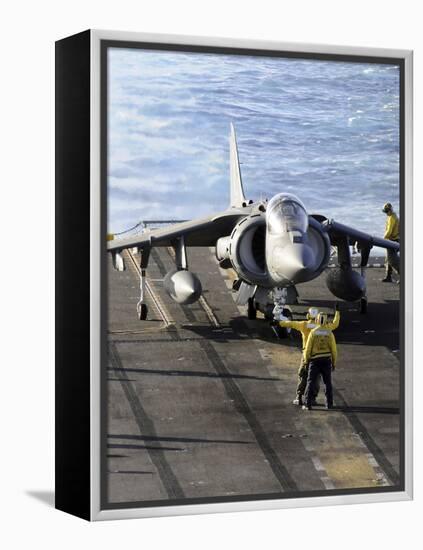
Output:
left=289, top=245, right=314, bottom=271
left=272, top=244, right=315, bottom=283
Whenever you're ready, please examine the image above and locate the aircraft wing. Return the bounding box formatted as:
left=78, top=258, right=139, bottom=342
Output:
left=322, top=219, right=400, bottom=251
left=107, top=209, right=245, bottom=252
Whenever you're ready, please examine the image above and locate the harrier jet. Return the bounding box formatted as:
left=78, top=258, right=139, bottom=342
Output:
left=108, top=124, right=399, bottom=326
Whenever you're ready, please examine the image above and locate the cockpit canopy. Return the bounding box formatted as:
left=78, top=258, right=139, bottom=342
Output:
left=266, top=193, right=308, bottom=236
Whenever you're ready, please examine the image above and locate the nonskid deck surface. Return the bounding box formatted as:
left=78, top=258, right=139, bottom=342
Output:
left=106, top=247, right=400, bottom=505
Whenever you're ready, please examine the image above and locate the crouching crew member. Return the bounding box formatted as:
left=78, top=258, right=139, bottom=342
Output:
left=278, top=305, right=340, bottom=406
left=302, top=313, right=338, bottom=410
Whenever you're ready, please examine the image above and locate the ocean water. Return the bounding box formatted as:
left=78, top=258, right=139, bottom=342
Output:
left=108, top=48, right=400, bottom=242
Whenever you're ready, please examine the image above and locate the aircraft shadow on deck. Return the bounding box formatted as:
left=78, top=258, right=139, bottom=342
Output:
left=108, top=434, right=253, bottom=445
left=107, top=365, right=280, bottom=382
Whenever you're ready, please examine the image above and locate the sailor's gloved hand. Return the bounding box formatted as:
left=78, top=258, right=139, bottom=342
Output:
left=332, top=364, right=336, bottom=371
left=270, top=320, right=279, bottom=327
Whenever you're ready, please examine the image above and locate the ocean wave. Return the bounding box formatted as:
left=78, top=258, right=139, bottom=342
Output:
left=108, top=48, right=400, bottom=235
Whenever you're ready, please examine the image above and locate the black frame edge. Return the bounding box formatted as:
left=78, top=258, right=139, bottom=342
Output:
left=55, top=29, right=91, bottom=521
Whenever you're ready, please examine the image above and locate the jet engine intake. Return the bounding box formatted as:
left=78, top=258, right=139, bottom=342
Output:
left=307, top=218, right=331, bottom=277
left=217, top=215, right=271, bottom=286
left=163, top=269, right=202, bottom=304
left=326, top=267, right=366, bottom=302
left=215, top=236, right=232, bottom=269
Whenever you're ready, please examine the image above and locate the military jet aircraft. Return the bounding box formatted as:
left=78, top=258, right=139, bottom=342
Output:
left=108, top=123, right=400, bottom=325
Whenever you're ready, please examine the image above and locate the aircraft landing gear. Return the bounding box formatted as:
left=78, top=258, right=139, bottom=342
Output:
left=137, top=302, right=148, bottom=320
left=359, top=247, right=370, bottom=315
left=360, top=264, right=368, bottom=315
left=136, top=247, right=151, bottom=321
left=247, top=297, right=257, bottom=320
left=136, top=268, right=148, bottom=320
left=272, top=287, right=288, bottom=320
left=271, top=288, right=292, bottom=339
left=272, top=307, right=292, bottom=339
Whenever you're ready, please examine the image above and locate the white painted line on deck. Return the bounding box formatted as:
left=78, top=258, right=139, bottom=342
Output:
left=311, top=456, right=326, bottom=472
left=321, top=477, right=336, bottom=490
left=258, top=349, right=272, bottom=361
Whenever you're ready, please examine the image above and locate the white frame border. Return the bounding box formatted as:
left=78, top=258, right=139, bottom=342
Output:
left=90, top=29, right=413, bottom=521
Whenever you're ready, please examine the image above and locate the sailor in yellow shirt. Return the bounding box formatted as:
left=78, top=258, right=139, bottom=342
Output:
left=278, top=305, right=340, bottom=406
left=381, top=202, right=400, bottom=283
left=302, top=313, right=338, bottom=410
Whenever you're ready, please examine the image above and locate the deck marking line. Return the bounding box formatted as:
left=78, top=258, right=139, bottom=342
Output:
left=333, top=388, right=400, bottom=486
left=109, top=341, right=185, bottom=499
left=152, top=248, right=298, bottom=493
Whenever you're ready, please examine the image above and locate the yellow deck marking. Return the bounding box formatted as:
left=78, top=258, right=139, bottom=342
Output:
left=261, top=344, right=389, bottom=489
left=266, top=347, right=299, bottom=371
left=322, top=453, right=380, bottom=488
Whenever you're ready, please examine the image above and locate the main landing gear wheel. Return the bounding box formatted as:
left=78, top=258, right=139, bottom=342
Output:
left=138, top=303, right=148, bottom=320
left=247, top=298, right=257, bottom=320
left=360, top=297, right=367, bottom=315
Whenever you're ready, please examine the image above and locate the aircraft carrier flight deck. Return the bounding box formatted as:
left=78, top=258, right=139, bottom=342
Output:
left=106, top=246, right=400, bottom=505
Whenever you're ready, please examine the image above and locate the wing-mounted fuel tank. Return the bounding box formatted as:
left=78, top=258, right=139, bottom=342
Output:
left=163, top=269, right=202, bottom=305
left=326, top=267, right=366, bottom=301
left=325, top=234, right=366, bottom=301
left=163, top=236, right=202, bottom=305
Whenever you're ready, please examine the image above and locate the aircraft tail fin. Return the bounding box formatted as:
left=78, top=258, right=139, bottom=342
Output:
left=230, top=123, right=247, bottom=208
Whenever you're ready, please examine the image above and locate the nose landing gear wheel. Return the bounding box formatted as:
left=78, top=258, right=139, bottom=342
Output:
left=247, top=298, right=257, bottom=320
left=272, top=308, right=293, bottom=339
left=138, top=303, right=148, bottom=320
left=360, top=297, right=367, bottom=314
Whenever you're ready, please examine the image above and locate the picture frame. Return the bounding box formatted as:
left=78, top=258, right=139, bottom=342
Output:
left=55, top=29, right=413, bottom=521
